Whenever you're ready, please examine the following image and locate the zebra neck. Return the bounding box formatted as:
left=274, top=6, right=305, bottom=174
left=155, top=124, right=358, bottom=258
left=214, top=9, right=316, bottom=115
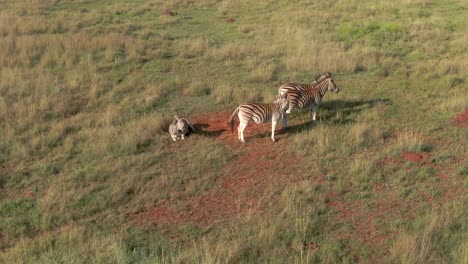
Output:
left=273, top=103, right=282, bottom=116
left=317, top=82, right=328, bottom=98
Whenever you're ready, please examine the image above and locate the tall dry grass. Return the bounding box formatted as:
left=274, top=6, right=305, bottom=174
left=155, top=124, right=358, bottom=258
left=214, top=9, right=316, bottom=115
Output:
left=389, top=201, right=467, bottom=264
left=1, top=0, right=467, bottom=262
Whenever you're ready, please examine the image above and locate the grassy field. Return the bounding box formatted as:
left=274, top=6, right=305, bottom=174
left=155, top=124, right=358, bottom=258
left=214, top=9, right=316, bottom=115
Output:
left=0, top=0, right=467, bottom=263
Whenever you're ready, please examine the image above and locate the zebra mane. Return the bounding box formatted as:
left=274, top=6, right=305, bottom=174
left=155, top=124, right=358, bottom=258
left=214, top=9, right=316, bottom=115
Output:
left=311, top=72, right=333, bottom=84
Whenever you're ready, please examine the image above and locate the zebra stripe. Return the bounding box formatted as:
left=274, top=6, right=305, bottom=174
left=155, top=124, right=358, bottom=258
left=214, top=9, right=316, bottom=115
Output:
left=169, top=115, right=195, bottom=141
left=229, top=96, right=289, bottom=142
left=279, top=72, right=332, bottom=100
left=310, top=72, right=333, bottom=86
left=278, top=73, right=339, bottom=128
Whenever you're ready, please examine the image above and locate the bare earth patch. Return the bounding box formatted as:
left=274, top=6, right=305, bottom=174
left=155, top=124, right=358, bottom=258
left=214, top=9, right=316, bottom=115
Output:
left=401, top=151, right=431, bottom=163
left=162, top=10, right=175, bottom=16
left=131, top=111, right=465, bottom=259
left=453, top=110, right=468, bottom=128
left=132, top=111, right=302, bottom=226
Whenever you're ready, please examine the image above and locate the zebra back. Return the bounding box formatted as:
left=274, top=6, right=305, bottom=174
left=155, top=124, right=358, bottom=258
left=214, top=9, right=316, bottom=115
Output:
left=239, top=103, right=275, bottom=124
left=230, top=96, right=289, bottom=131
left=279, top=73, right=335, bottom=111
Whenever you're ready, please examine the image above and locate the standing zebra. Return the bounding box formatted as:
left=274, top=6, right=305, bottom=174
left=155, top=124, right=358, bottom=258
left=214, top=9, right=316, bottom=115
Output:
left=278, top=72, right=339, bottom=128
left=229, top=95, right=289, bottom=142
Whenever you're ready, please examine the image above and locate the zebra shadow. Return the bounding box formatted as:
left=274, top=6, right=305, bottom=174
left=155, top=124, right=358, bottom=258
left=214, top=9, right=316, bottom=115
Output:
left=282, top=98, right=392, bottom=132
left=193, top=123, right=227, bottom=138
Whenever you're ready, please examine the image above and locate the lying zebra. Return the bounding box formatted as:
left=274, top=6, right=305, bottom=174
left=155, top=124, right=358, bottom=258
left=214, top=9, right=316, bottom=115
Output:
left=169, top=115, right=195, bottom=141
left=278, top=72, right=339, bottom=128
left=229, top=95, right=289, bottom=142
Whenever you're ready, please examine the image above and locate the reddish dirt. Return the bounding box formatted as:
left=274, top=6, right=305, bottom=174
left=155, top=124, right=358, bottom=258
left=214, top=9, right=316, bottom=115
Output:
left=325, top=151, right=465, bottom=259
left=226, top=18, right=236, bottom=23
left=3, top=188, right=35, bottom=200
left=401, top=151, right=431, bottom=163
left=162, top=10, right=175, bottom=16
left=327, top=198, right=395, bottom=245
left=132, top=206, right=183, bottom=225
left=132, top=111, right=301, bottom=227
left=376, top=156, right=399, bottom=166
left=453, top=110, right=468, bottom=128
left=132, top=110, right=466, bottom=261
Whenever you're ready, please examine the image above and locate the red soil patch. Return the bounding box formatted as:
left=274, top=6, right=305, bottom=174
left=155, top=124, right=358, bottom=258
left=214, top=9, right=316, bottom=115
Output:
left=133, top=111, right=300, bottom=227
left=162, top=9, right=175, bottom=16
left=327, top=197, right=396, bottom=247
left=402, top=151, right=431, bottom=163
left=3, top=188, right=35, bottom=200
left=377, top=156, right=399, bottom=166
left=132, top=206, right=182, bottom=225
left=190, top=110, right=286, bottom=143
left=132, top=110, right=466, bottom=259
left=226, top=18, right=236, bottom=23
left=453, top=110, right=468, bottom=128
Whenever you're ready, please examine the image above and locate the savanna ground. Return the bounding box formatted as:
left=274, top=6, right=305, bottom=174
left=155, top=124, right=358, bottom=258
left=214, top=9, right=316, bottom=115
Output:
left=0, top=0, right=467, bottom=263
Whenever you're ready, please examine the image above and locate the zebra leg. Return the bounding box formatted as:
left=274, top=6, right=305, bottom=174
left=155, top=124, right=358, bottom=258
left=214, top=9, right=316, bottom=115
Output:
left=282, top=114, right=288, bottom=130
left=271, top=120, right=277, bottom=142
left=309, top=105, right=318, bottom=126
left=312, top=107, right=318, bottom=121
left=308, top=109, right=313, bottom=126
left=239, top=121, right=247, bottom=143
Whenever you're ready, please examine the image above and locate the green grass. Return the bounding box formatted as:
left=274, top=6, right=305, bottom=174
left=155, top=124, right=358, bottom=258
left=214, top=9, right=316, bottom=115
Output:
left=1, top=0, right=467, bottom=263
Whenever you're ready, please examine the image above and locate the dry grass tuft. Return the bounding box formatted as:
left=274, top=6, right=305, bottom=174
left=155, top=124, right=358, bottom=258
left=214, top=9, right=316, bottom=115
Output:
left=179, top=38, right=209, bottom=58
left=210, top=42, right=249, bottom=60
left=211, top=84, right=261, bottom=105
left=389, top=202, right=466, bottom=264
left=395, top=131, right=424, bottom=152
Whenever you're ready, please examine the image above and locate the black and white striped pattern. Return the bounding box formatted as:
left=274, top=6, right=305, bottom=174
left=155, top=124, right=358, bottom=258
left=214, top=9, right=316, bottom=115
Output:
left=169, top=115, right=195, bottom=141
left=229, top=96, right=289, bottom=142
left=310, top=72, right=333, bottom=86
left=278, top=73, right=339, bottom=128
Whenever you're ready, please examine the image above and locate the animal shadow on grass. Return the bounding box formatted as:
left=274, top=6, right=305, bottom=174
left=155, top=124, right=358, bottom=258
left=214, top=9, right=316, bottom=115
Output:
left=283, top=98, right=392, bottom=133
left=193, top=123, right=227, bottom=138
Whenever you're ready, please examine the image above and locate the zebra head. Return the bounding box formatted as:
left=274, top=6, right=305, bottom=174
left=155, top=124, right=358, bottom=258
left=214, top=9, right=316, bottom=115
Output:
left=326, top=76, right=339, bottom=93
left=176, top=117, right=186, bottom=132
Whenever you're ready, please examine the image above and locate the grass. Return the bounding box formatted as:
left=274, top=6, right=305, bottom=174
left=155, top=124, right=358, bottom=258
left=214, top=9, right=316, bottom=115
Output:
left=1, top=0, right=467, bottom=263
left=389, top=200, right=467, bottom=264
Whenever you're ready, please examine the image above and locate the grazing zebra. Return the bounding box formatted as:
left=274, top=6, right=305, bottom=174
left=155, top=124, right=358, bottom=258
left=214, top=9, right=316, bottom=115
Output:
left=229, top=95, right=289, bottom=142
left=169, top=115, right=195, bottom=141
left=278, top=72, right=339, bottom=128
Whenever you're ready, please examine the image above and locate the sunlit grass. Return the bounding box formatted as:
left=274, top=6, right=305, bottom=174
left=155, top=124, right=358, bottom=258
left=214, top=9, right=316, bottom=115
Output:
left=0, top=0, right=466, bottom=262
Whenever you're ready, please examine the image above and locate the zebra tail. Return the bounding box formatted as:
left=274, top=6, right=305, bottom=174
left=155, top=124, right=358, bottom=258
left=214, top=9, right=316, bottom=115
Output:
left=229, top=107, right=240, bottom=133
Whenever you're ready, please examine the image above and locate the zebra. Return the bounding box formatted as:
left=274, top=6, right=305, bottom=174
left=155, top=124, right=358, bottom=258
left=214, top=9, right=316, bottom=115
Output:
left=229, top=95, right=289, bottom=143
left=169, top=115, right=195, bottom=141
left=278, top=72, right=339, bottom=128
